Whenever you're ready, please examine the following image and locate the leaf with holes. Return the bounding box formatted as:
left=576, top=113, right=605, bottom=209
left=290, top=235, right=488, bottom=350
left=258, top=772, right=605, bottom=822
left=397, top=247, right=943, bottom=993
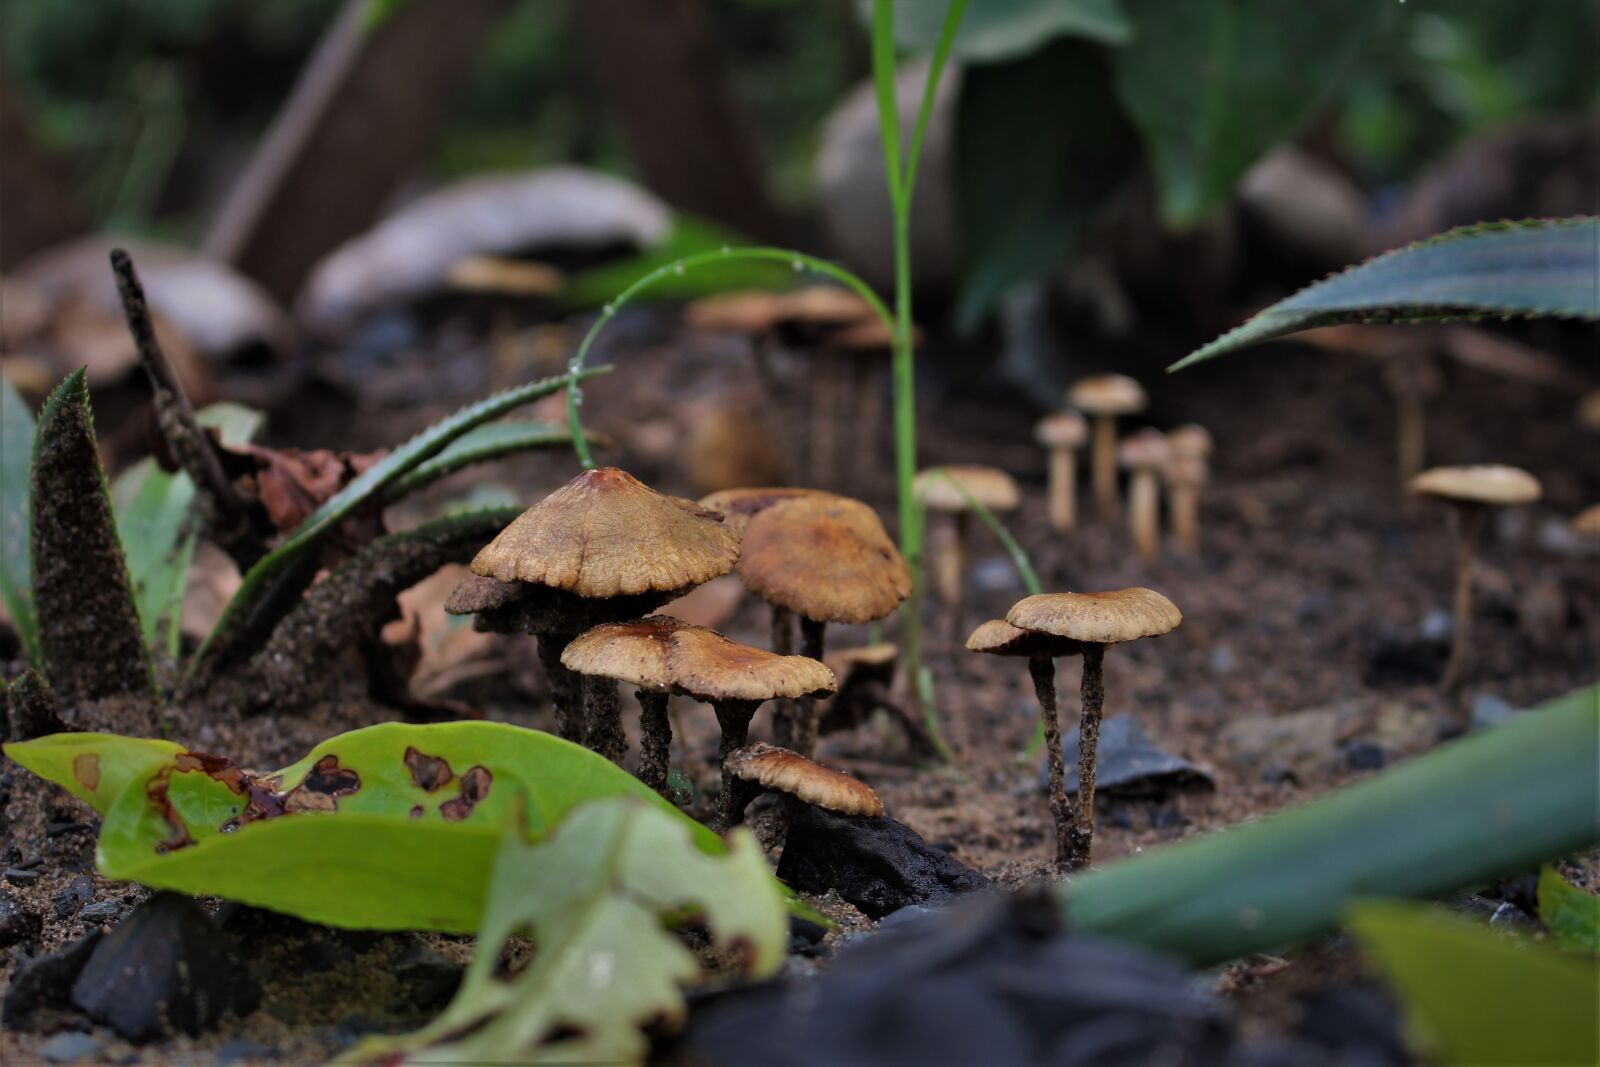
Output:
left=343, top=799, right=786, bottom=1066
left=1172, top=218, right=1600, bottom=370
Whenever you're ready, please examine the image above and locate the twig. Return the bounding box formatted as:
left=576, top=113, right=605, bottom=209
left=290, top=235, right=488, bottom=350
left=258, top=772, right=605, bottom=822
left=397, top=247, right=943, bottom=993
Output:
left=110, top=248, right=266, bottom=570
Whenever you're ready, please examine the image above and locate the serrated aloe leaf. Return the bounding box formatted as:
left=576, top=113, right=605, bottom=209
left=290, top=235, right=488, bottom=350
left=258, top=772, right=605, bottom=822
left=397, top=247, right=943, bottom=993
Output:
left=1064, top=685, right=1600, bottom=965
left=345, top=799, right=787, bottom=1065
left=1537, top=866, right=1600, bottom=952
left=1172, top=218, right=1600, bottom=370
left=3, top=720, right=732, bottom=932
left=191, top=367, right=607, bottom=679
left=1, top=375, right=38, bottom=661
left=384, top=421, right=579, bottom=502
left=1346, top=900, right=1599, bottom=1066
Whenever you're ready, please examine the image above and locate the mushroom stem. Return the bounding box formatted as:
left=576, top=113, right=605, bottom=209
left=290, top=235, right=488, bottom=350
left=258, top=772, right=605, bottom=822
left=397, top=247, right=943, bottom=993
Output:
left=1169, top=483, right=1199, bottom=553
left=536, top=634, right=583, bottom=743
left=583, top=675, right=626, bottom=765
left=1092, top=415, right=1120, bottom=519
left=1068, top=643, right=1107, bottom=868
left=809, top=352, right=842, bottom=487
left=636, top=690, right=673, bottom=798
left=1028, top=655, right=1071, bottom=866
left=712, top=699, right=762, bottom=831
left=771, top=606, right=796, bottom=748
left=1129, top=468, right=1160, bottom=561
left=1047, top=446, right=1077, bottom=531
left=1442, top=504, right=1485, bottom=696
left=1397, top=395, right=1427, bottom=488
left=793, top=617, right=827, bottom=758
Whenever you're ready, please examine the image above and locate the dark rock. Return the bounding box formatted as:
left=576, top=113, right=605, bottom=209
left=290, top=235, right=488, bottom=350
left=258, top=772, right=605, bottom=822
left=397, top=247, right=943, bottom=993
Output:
left=77, top=899, right=122, bottom=925
left=213, top=1038, right=274, bottom=1066
left=38, top=1031, right=103, bottom=1064
left=2, top=930, right=102, bottom=1030
left=53, top=875, right=95, bottom=919
left=1490, top=900, right=1536, bottom=931
left=0, top=889, right=40, bottom=948
left=788, top=915, right=828, bottom=945
left=776, top=807, right=989, bottom=919
left=1262, top=763, right=1300, bottom=786
left=1362, top=625, right=1447, bottom=688
left=1342, top=740, right=1386, bottom=772
left=5, top=867, right=42, bottom=885
left=391, top=939, right=462, bottom=1012
left=71, top=892, right=259, bottom=1041
left=1046, top=715, right=1214, bottom=798
left=1297, top=984, right=1408, bottom=1065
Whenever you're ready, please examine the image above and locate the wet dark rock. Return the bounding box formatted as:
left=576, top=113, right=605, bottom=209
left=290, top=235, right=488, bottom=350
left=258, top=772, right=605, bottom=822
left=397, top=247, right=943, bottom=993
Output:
left=1297, top=985, right=1408, bottom=1065
left=788, top=915, right=828, bottom=945
left=2, top=930, right=102, bottom=1030
left=776, top=807, right=989, bottom=919
left=77, top=899, right=122, bottom=925
left=38, top=1031, right=103, bottom=1064
left=1342, top=740, right=1386, bottom=772
left=5, top=866, right=42, bottom=885
left=1, top=889, right=40, bottom=948
left=71, top=892, right=259, bottom=1041
left=53, top=875, right=95, bottom=918
left=1046, top=716, right=1214, bottom=799
left=392, top=939, right=462, bottom=1011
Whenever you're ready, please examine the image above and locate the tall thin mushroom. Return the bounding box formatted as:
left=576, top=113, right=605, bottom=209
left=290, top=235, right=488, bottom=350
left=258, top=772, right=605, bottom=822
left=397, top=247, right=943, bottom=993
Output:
left=1118, top=429, right=1169, bottom=562
left=913, top=465, right=1020, bottom=633
left=1035, top=411, right=1088, bottom=532
left=1163, top=424, right=1212, bottom=554
left=1068, top=375, right=1147, bottom=520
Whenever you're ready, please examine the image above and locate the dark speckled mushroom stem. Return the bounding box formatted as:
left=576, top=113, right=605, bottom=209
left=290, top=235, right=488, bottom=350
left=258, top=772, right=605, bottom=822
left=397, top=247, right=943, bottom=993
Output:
left=584, top=676, right=626, bottom=765
left=1028, top=655, right=1071, bottom=867
left=1442, top=504, right=1485, bottom=698
left=536, top=634, right=583, bottom=743
left=636, top=690, right=672, bottom=798
left=771, top=606, right=797, bottom=748
left=1068, top=644, right=1107, bottom=868
left=713, top=699, right=761, bottom=830
left=794, top=617, right=827, bottom=758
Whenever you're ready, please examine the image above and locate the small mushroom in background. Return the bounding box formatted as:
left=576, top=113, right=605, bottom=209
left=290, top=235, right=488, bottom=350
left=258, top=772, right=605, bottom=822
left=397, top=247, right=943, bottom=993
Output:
left=723, top=741, right=882, bottom=835
left=771, top=286, right=878, bottom=488
left=456, top=468, right=740, bottom=760
left=1164, top=424, right=1213, bottom=554
left=1579, top=391, right=1600, bottom=434
left=1118, top=429, right=1169, bottom=562
left=1067, top=374, right=1147, bottom=520
left=1409, top=465, right=1543, bottom=698
left=821, top=644, right=939, bottom=759
left=444, top=254, right=565, bottom=299
left=684, top=290, right=788, bottom=401
left=733, top=495, right=911, bottom=756
left=1035, top=410, right=1088, bottom=532
left=1570, top=504, right=1600, bottom=542
left=686, top=399, right=789, bottom=495
left=999, top=589, right=1181, bottom=868
left=822, top=316, right=919, bottom=494
left=1381, top=356, right=1444, bottom=487
left=913, top=465, right=1021, bottom=627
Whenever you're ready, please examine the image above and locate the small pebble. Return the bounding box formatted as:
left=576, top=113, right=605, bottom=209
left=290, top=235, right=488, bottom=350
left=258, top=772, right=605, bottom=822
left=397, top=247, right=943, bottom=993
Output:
left=1343, top=741, right=1386, bottom=772
left=53, top=876, right=96, bottom=919
left=1209, top=645, right=1236, bottom=674
left=39, top=1031, right=102, bottom=1064
left=1418, top=609, right=1453, bottom=643
left=78, top=900, right=121, bottom=925
left=4, top=868, right=42, bottom=885
left=0, top=890, right=40, bottom=947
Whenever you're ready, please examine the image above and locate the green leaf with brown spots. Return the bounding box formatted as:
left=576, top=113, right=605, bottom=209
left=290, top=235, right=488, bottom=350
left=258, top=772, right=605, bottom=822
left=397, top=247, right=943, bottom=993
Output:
left=343, top=799, right=787, bottom=1066
left=2, top=721, right=733, bottom=932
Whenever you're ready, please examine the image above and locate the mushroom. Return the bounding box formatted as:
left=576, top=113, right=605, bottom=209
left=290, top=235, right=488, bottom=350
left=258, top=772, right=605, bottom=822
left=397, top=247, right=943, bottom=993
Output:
left=913, top=465, right=1021, bottom=624
left=819, top=644, right=937, bottom=758
left=1035, top=411, right=1089, bottom=532
left=734, top=495, right=911, bottom=756
left=1409, top=465, right=1542, bottom=695
left=1571, top=504, right=1600, bottom=542
left=1578, top=390, right=1600, bottom=433
left=723, top=741, right=882, bottom=832
left=1163, top=424, right=1213, bottom=554
left=1118, top=429, right=1169, bottom=562
left=1067, top=375, right=1147, bottom=519
left=1381, top=357, right=1444, bottom=486
left=771, top=286, right=880, bottom=488
left=822, top=316, right=919, bottom=493
left=999, top=589, right=1181, bottom=867
left=458, top=468, right=740, bottom=761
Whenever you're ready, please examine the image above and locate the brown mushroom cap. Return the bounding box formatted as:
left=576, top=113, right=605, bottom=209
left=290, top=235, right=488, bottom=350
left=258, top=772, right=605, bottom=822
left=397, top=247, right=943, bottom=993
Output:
left=914, top=465, right=1022, bottom=513
left=1006, top=589, right=1182, bottom=645
left=697, top=486, right=842, bottom=532
left=1409, top=465, right=1543, bottom=507
left=829, top=316, right=920, bottom=351
left=1571, top=504, right=1600, bottom=540
left=1068, top=374, right=1147, bottom=416
left=1580, top=391, right=1600, bottom=433
left=471, top=467, right=740, bottom=597
left=736, top=496, right=911, bottom=624
left=684, top=290, right=786, bottom=334
left=965, top=618, right=1083, bottom=658
left=778, top=286, right=875, bottom=326
left=560, top=615, right=683, bottom=691
left=724, top=741, right=883, bottom=816
left=1118, top=427, right=1170, bottom=469
left=445, top=255, right=564, bottom=297
left=1167, top=424, right=1213, bottom=459
left=1035, top=411, right=1088, bottom=449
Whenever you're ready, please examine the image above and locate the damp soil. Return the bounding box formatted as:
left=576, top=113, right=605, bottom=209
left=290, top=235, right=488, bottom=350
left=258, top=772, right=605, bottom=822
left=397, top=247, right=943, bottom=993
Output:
left=3, top=308, right=1597, bottom=1064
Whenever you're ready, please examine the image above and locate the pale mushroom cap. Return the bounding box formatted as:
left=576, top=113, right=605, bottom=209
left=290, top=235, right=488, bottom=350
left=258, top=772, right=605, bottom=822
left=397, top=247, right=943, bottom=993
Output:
left=1006, top=588, right=1182, bottom=645
left=1409, top=465, right=1542, bottom=507
left=560, top=616, right=683, bottom=690
left=445, top=255, right=564, bottom=297
left=1571, top=505, right=1600, bottom=540
left=914, top=465, right=1021, bottom=512
left=1118, top=428, right=1170, bottom=469
left=724, top=742, right=883, bottom=817
left=471, top=467, right=740, bottom=596
left=1068, top=374, right=1147, bottom=416
left=698, top=486, right=843, bottom=532
left=737, top=496, right=912, bottom=624
left=965, top=618, right=1083, bottom=659
left=778, top=286, right=875, bottom=326
left=684, top=290, right=786, bottom=334
left=1579, top=391, right=1600, bottom=432
left=825, top=643, right=898, bottom=673
left=1164, top=452, right=1209, bottom=488
left=1035, top=411, right=1088, bottom=449
left=1167, top=424, right=1213, bottom=459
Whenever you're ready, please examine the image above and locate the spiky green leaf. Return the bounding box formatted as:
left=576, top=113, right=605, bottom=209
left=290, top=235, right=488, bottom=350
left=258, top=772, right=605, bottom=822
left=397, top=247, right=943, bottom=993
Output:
left=384, top=421, right=580, bottom=502
left=1, top=375, right=38, bottom=661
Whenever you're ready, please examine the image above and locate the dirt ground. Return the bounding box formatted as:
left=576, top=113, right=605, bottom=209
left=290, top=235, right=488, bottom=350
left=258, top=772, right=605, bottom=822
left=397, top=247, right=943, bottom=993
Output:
left=3, top=305, right=1597, bottom=1063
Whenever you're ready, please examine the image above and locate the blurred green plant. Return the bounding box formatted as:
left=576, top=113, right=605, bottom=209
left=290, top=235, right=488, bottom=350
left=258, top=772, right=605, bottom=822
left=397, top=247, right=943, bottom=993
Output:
left=1538, top=866, right=1600, bottom=953
left=0, top=378, right=38, bottom=661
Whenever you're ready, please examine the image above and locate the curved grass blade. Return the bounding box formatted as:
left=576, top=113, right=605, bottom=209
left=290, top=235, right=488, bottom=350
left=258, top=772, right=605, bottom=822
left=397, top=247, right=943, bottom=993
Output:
left=1172, top=218, right=1600, bottom=371
left=384, top=421, right=582, bottom=502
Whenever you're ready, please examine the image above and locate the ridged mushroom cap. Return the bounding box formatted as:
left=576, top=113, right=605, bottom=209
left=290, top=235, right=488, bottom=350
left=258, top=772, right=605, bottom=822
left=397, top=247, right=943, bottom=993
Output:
left=560, top=615, right=683, bottom=690
left=1035, top=411, right=1088, bottom=449
left=965, top=619, right=1083, bottom=658
left=1167, top=424, right=1213, bottom=459
left=1068, top=374, right=1146, bottom=416
left=698, top=486, right=841, bottom=532
left=471, top=467, right=740, bottom=597
left=562, top=616, right=835, bottom=702
left=724, top=742, right=883, bottom=816
left=1006, top=588, right=1181, bottom=645
left=914, top=465, right=1021, bottom=512
left=1118, top=428, right=1170, bottom=469
left=684, top=290, right=786, bottom=334
left=1409, top=465, right=1542, bottom=507
left=736, top=496, right=911, bottom=624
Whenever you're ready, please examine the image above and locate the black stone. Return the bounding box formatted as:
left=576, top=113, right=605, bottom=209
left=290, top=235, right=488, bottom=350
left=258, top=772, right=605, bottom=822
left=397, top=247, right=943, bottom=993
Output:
left=77, top=899, right=122, bottom=925
left=0, top=889, right=40, bottom=948
left=775, top=807, right=989, bottom=919
left=53, top=875, right=95, bottom=919
left=4, top=867, right=42, bottom=885
left=70, top=892, right=259, bottom=1041
left=1343, top=740, right=1386, bottom=772
left=1045, top=715, right=1215, bottom=798
left=391, top=938, right=462, bottom=1011
left=2, top=930, right=102, bottom=1030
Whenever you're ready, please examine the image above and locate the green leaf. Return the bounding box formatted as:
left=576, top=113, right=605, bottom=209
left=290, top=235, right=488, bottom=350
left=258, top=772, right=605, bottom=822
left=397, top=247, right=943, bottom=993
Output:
left=191, top=368, right=605, bottom=679
left=953, top=37, right=1139, bottom=328
left=1538, top=866, right=1600, bottom=953
left=1, top=375, right=38, bottom=662
left=384, top=420, right=579, bottom=502
left=3, top=721, right=728, bottom=933
left=561, top=217, right=797, bottom=308
left=345, top=799, right=787, bottom=1065
left=894, top=0, right=1132, bottom=60
left=1113, top=0, right=1382, bottom=228
left=1064, top=685, right=1600, bottom=965
left=1171, top=218, right=1600, bottom=369
left=1347, top=900, right=1600, bottom=1066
